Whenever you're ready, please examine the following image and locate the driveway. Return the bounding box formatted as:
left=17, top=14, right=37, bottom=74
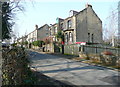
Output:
left=29, top=50, right=120, bottom=85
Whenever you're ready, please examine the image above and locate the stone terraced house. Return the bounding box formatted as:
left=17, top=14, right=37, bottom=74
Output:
left=56, top=4, right=103, bottom=45
left=17, top=4, right=103, bottom=52
left=27, top=24, right=49, bottom=48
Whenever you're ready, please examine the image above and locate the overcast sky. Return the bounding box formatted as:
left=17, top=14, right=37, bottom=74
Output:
left=12, top=0, right=119, bottom=37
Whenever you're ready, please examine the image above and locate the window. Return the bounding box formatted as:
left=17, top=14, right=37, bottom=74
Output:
left=46, top=33, right=48, bottom=36
left=55, top=27, right=57, bottom=34
left=61, top=23, right=64, bottom=29
left=67, top=20, right=72, bottom=28
left=91, top=34, right=94, bottom=43
left=46, top=28, right=48, bottom=31
left=49, top=29, right=51, bottom=35
left=65, top=33, right=68, bottom=44
left=69, top=32, right=72, bottom=42
left=88, top=33, right=90, bottom=42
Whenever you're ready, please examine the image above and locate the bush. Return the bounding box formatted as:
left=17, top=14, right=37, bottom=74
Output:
left=88, top=53, right=101, bottom=63
left=100, top=52, right=117, bottom=66
left=2, top=47, right=37, bottom=85
left=79, top=52, right=89, bottom=60
left=23, top=41, right=28, bottom=45
left=32, top=40, right=44, bottom=47
left=11, top=43, right=17, bottom=47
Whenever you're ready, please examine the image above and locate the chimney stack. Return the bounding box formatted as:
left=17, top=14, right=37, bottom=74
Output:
left=85, top=3, right=92, bottom=8
left=35, top=25, right=38, bottom=29
left=85, top=3, right=89, bottom=8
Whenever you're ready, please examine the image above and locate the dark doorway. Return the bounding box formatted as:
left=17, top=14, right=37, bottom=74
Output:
left=29, top=43, right=31, bottom=48
left=62, top=45, right=64, bottom=54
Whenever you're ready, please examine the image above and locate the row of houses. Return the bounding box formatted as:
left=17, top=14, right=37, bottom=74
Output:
left=17, top=4, right=103, bottom=53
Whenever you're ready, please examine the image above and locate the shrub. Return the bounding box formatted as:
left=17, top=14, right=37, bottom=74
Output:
left=100, top=51, right=117, bottom=66
left=2, top=47, right=37, bottom=85
left=88, top=53, right=101, bottom=63
left=23, top=41, right=28, bottom=45
left=11, top=43, right=17, bottom=47
left=79, top=52, right=89, bottom=60
left=32, top=40, right=44, bottom=47
left=102, top=51, right=113, bottom=55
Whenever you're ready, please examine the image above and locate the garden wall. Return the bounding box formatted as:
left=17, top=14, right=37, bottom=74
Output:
left=64, top=44, right=120, bottom=56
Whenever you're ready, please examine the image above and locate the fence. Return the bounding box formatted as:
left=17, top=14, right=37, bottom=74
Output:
left=64, top=44, right=120, bottom=56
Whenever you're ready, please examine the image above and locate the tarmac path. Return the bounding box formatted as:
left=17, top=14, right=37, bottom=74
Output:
left=29, top=50, right=120, bottom=85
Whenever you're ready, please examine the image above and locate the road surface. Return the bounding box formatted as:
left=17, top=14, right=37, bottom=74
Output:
left=29, top=50, right=120, bottom=85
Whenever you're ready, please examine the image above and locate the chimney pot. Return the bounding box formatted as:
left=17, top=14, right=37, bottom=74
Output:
left=85, top=3, right=88, bottom=8
left=85, top=3, right=92, bottom=8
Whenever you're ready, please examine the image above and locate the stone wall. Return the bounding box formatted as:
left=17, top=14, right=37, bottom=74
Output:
left=64, top=44, right=120, bottom=56
left=83, top=45, right=120, bottom=56
left=64, top=44, right=80, bottom=55
left=64, top=44, right=120, bottom=66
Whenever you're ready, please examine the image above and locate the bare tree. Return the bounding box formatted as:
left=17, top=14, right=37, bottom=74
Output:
left=103, top=6, right=118, bottom=47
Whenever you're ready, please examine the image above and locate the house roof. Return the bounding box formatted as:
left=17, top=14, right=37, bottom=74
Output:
left=75, top=4, right=102, bottom=22
left=49, top=23, right=57, bottom=27
left=62, top=4, right=102, bottom=23
left=52, top=23, right=57, bottom=26
left=38, top=24, right=49, bottom=30
left=26, top=24, right=50, bottom=38
left=62, top=8, right=87, bottom=21
left=90, top=7, right=102, bottom=23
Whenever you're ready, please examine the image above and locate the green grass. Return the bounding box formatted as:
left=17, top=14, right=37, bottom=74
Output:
left=64, top=53, right=78, bottom=56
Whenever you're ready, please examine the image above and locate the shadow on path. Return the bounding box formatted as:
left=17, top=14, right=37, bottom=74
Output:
left=40, top=65, right=106, bottom=73
left=32, top=61, right=77, bottom=68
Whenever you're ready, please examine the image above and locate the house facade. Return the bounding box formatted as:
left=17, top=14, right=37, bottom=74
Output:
left=17, top=35, right=28, bottom=47
left=61, top=14, right=77, bottom=45
left=26, top=24, right=50, bottom=48
left=49, top=18, right=64, bottom=42
left=27, top=25, right=38, bottom=44
left=57, top=4, right=103, bottom=45
left=37, top=24, right=50, bottom=41
left=48, top=23, right=59, bottom=52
